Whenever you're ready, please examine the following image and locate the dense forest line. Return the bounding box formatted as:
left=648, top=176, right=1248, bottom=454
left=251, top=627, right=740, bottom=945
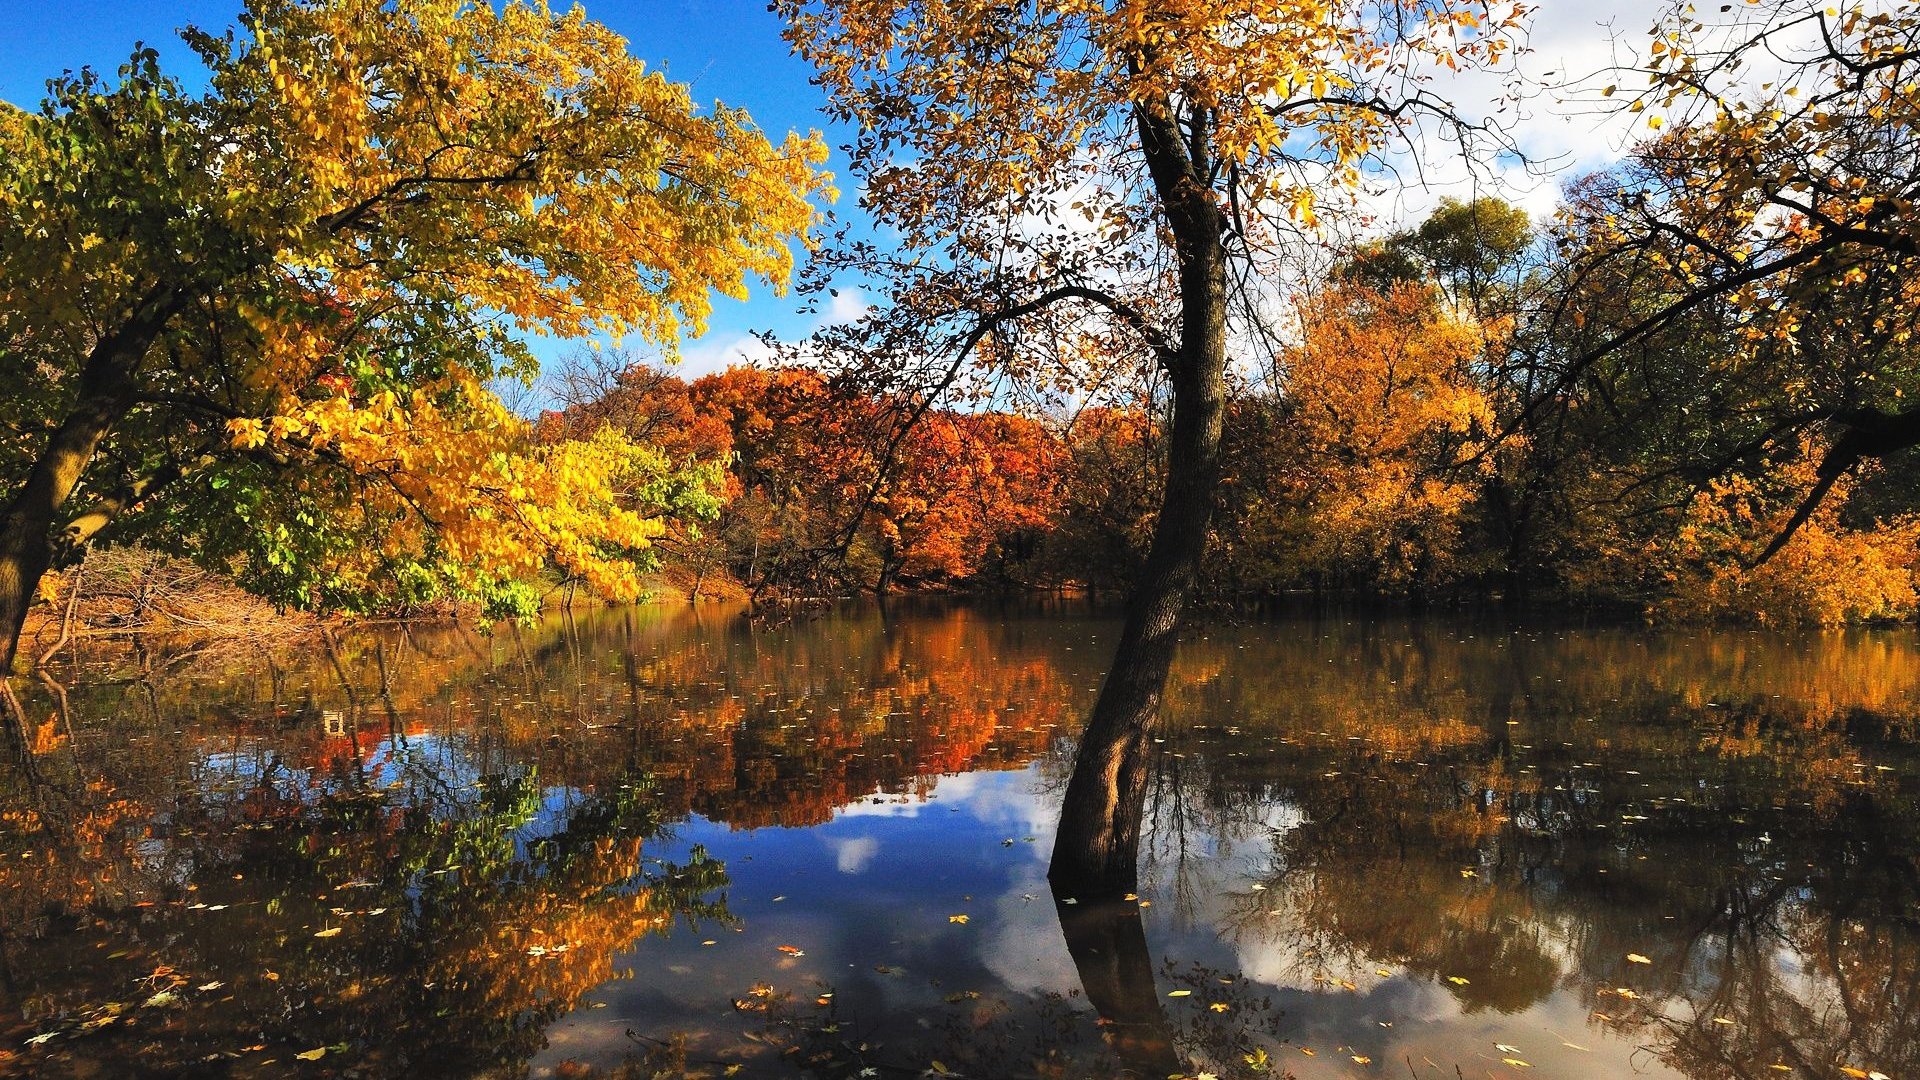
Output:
left=533, top=194, right=1920, bottom=627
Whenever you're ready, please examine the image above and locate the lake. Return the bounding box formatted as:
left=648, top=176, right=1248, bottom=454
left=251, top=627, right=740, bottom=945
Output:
left=2, top=601, right=1915, bottom=1079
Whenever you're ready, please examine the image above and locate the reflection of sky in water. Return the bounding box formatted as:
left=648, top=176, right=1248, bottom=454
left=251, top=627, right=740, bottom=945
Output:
left=536, top=764, right=1697, bottom=1079
left=15, top=607, right=1920, bottom=1080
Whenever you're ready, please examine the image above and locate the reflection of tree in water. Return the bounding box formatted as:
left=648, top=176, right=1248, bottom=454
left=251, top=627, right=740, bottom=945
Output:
left=1139, top=619, right=1920, bottom=1079
left=7, top=610, right=1920, bottom=1077
left=0, top=604, right=1093, bottom=1077
left=0, top=737, right=726, bottom=1076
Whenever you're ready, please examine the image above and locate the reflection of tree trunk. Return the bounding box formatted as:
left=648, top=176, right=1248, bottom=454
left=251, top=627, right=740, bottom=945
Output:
left=1048, top=92, right=1228, bottom=896
left=1053, top=892, right=1183, bottom=1079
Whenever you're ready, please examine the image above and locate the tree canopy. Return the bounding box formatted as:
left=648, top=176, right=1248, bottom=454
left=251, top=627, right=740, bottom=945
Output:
left=0, top=0, right=830, bottom=664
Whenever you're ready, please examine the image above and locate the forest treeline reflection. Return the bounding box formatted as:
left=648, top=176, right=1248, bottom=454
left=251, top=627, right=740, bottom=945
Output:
left=2, top=604, right=1916, bottom=1079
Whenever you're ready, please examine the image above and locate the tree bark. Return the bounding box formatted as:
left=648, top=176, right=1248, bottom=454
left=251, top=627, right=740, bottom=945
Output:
left=0, top=287, right=178, bottom=672
left=1049, top=97, right=1227, bottom=896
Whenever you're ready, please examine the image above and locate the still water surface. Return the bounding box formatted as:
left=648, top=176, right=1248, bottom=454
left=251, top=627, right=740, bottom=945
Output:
left=2, top=602, right=1917, bottom=1079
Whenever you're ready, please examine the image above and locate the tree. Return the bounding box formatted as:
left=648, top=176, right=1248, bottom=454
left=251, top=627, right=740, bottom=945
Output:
left=0, top=0, right=828, bottom=669
left=1521, top=0, right=1920, bottom=560
left=1246, top=281, right=1495, bottom=593
left=778, top=0, right=1524, bottom=891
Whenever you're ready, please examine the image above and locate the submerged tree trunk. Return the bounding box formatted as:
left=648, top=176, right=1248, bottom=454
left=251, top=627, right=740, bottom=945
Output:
left=1049, top=97, right=1227, bottom=896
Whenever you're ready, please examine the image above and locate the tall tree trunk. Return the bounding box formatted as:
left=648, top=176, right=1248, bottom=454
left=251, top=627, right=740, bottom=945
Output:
left=1049, top=97, right=1227, bottom=896
left=0, top=287, right=177, bottom=672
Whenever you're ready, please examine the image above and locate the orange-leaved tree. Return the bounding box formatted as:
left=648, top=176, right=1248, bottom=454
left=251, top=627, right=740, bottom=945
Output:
left=0, top=0, right=829, bottom=669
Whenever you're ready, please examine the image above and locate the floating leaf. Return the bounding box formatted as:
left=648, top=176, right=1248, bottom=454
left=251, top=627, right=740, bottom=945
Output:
left=313, top=927, right=342, bottom=938
left=776, top=944, right=804, bottom=955
left=295, top=1048, right=326, bottom=1061
left=948, top=914, right=970, bottom=925
left=1447, top=975, right=1471, bottom=985
left=1627, top=953, right=1652, bottom=964
left=1209, top=1002, right=1231, bottom=1013
left=1167, top=989, right=1192, bottom=997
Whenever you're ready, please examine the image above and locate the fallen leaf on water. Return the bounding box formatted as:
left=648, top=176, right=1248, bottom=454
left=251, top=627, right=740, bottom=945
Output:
left=313, top=928, right=342, bottom=939
left=1209, top=1003, right=1230, bottom=1013
left=702, top=940, right=718, bottom=946
left=295, top=1048, right=326, bottom=1061
left=948, top=914, right=970, bottom=925
left=1502, top=1059, right=1532, bottom=1068
left=1495, top=1044, right=1522, bottom=1054
left=196, top=982, right=223, bottom=992
left=1447, top=976, right=1470, bottom=985
left=1351, top=1055, right=1371, bottom=1064
left=1626, top=953, right=1652, bottom=964
left=1375, top=968, right=1392, bottom=977
left=776, top=945, right=804, bottom=956
left=1167, top=990, right=1192, bottom=998
left=1711, top=1017, right=1734, bottom=1025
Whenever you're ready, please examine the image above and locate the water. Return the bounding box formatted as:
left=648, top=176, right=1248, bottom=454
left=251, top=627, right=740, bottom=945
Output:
left=2, top=602, right=1916, bottom=1079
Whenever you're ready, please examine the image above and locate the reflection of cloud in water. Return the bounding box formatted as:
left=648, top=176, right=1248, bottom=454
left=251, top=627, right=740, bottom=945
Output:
left=827, top=766, right=1062, bottom=836
left=828, top=835, right=880, bottom=873
left=934, top=768, right=1063, bottom=834
left=982, top=861, right=1081, bottom=996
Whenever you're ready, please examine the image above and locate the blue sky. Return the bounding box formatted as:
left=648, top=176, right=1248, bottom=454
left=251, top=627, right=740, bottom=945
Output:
left=0, top=0, right=858, bottom=379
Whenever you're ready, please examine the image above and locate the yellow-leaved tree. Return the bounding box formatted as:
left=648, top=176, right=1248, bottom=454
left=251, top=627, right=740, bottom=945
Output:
left=0, top=0, right=829, bottom=669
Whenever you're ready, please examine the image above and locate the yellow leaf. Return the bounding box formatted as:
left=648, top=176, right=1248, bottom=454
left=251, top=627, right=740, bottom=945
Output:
left=1626, top=953, right=1651, bottom=964
left=313, top=927, right=342, bottom=938
left=948, top=914, right=969, bottom=924
left=1167, top=989, right=1192, bottom=997
left=295, top=1048, right=326, bottom=1061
